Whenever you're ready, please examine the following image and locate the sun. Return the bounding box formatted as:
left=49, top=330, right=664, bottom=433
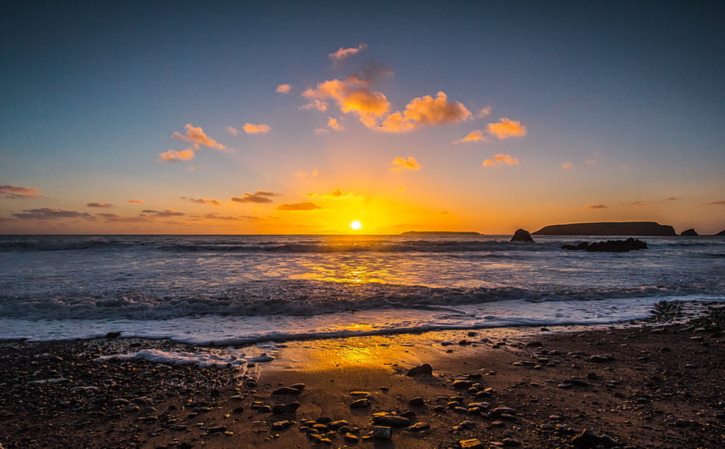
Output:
left=350, top=220, right=363, bottom=231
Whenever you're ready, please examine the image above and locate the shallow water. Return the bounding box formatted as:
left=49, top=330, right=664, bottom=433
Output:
left=1, top=234, right=723, bottom=342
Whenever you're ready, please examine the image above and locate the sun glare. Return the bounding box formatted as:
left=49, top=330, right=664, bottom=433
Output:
left=350, top=220, right=363, bottom=231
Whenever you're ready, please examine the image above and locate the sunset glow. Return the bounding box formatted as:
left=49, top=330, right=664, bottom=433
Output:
left=350, top=220, right=363, bottom=231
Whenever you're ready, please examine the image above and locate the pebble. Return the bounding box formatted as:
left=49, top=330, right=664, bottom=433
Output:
left=373, top=426, right=392, bottom=440
left=406, top=364, right=433, bottom=376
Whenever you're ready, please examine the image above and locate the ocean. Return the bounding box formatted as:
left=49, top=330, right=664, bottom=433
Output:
left=0, top=234, right=723, bottom=344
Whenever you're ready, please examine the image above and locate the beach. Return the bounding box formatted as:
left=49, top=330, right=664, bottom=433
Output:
left=1, top=301, right=723, bottom=449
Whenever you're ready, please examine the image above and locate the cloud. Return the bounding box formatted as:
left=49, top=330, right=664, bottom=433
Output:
left=172, top=124, right=225, bottom=150
left=276, top=83, right=292, bottom=94
left=95, top=213, right=150, bottom=223
left=482, top=153, right=519, bottom=168
left=295, top=169, right=320, bottom=178
left=242, top=123, right=271, bottom=134
left=159, top=148, right=196, bottom=162
left=453, top=130, right=486, bottom=144
left=327, top=117, right=344, bottom=131
left=623, top=200, right=646, bottom=207
left=278, top=202, right=321, bottom=211
left=86, top=202, right=113, bottom=208
left=12, top=208, right=94, bottom=220
left=231, top=191, right=278, bottom=204
left=380, top=91, right=472, bottom=133
left=390, top=156, right=422, bottom=172
left=561, top=162, right=574, bottom=170
left=226, top=126, right=240, bottom=136
left=586, top=204, right=608, bottom=209
left=140, top=209, right=186, bottom=217
left=0, top=184, right=41, bottom=199
left=302, top=77, right=390, bottom=128
left=127, top=199, right=143, bottom=204
left=197, top=213, right=258, bottom=221
left=665, top=196, right=679, bottom=201
left=477, top=106, right=493, bottom=118
left=705, top=200, right=725, bottom=206
left=329, top=43, right=368, bottom=61
left=486, top=117, right=527, bottom=140
left=181, top=196, right=221, bottom=206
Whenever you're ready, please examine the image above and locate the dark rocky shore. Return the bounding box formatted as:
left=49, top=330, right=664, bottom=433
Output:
left=1, top=303, right=724, bottom=449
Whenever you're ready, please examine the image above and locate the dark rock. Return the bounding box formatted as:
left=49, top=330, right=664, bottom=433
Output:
left=511, top=229, right=534, bottom=243
left=571, top=429, right=601, bottom=449
left=589, top=354, right=614, bottom=363
left=406, top=363, right=433, bottom=376
left=350, top=398, right=371, bottom=408
left=105, top=331, right=122, bottom=339
left=373, top=414, right=411, bottom=427
left=534, top=221, right=676, bottom=236
left=680, top=228, right=698, bottom=236
left=272, top=402, right=300, bottom=414
left=271, top=420, right=292, bottom=430
left=409, top=397, right=425, bottom=407
left=373, top=426, right=392, bottom=440
left=562, top=238, right=647, bottom=252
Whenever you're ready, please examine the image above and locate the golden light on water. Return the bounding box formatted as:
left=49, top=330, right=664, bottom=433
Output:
left=350, top=220, right=363, bottom=231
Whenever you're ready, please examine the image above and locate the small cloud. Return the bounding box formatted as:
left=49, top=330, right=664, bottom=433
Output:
left=665, top=196, right=679, bottom=201
left=486, top=117, right=527, bottom=140
left=561, top=162, right=574, bottom=170
left=242, top=123, right=271, bottom=134
left=477, top=106, right=492, bottom=118
left=95, top=213, right=150, bottom=223
left=482, top=153, right=519, bottom=168
left=314, top=128, right=330, bottom=135
left=181, top=196, right=221, bottom=206
left=172, top=124, right=224, bottom=150
left=12, top=208, right=94, bottom=220
left=295, top=169, right=320, bottom=178
left=159, top=148, right=196, bottom=162
left=328, top=43, right=368, bottom=61
left=0, top=184, right=41, bottom=199
left=453, top=130, right=486, bottom=144
left=380, top=91, right=472, bottom=133
left=226, top=126, right=240, bottom=136
left=390, top=156, right=422, bottom=172
left=198, top=213, right=258, bottom=221
left=586, top=204, right=608, bottom=209
left=623, top=200, right=646, bottom=207
left=276, top=83, right=292, bottom=94
left=302, top=77, right=390, bottom=128
left=327, top=117, right=344, bottom=131
left=300, top=98, right=329, bottom=112
left=127, top=199, right=143, bottom=204
left=86, top=202, right=113, bottom=208
left=231, top=191, right=279, bottom=204
left=140, top=209, right=186, bottom=218
left=278, top=202, right=322, bottom=211
left=704, top=200, right=725, bottom=206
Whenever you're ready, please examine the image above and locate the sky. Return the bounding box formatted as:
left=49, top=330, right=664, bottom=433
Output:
left=1, top=0, right=724, bottom=234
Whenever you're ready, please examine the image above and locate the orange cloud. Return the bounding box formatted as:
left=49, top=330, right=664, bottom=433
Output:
left=390, top=156, right=422, bottom=172
left=159, top=148, right=195, bottom=162
left=328, top=43, right=368, bottom=61
left=482, top=153, right=519, bottom=168
left=278, top=202, right=322, bottom=211
left=379, top=91, right=471, bottom=133
left=231, top=191, right=278, bottom=204
left=486, top=118, right=527, bottom=140
left=453, top=130, right=486, bottom=144
left=181, top=197, right=221, bottom=206
left=242, top=123, right=271, bottom=134
left=172, top=124, right=225, bottom=150
left=127, top=199, right=143, bottom=204
left=141, top=209, right=186, bottom=217
left=276, top=83, right=292, bottom=94
left=561, top=162, right=574, bottom=170
left=327, top=117, right=344, bottom=131
left=705, top=200, right=725, bottom=206
left=0, top=184, right=41, bottom=199
left=12, top=208, right=94, bottom=220
left=302, top=77, right=390, bottom=128
left=86, top=202, right=113, bottom=208
left=586, top=204, right=608, bottom=209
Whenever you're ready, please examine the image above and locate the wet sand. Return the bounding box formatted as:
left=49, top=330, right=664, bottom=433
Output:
left=1, top=302, right=723, bottom=449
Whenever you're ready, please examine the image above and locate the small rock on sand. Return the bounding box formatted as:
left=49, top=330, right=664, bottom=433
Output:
left=406, top=363, right=433, bottom=376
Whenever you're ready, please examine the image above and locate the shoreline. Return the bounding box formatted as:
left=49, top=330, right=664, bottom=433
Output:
left=1, top=302, right=724, bottom=449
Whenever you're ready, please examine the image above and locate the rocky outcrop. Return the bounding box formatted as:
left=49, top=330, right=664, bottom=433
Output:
left=510, top=229, right=534, bottom=243
left=562, top=238, right=647, bottom=252
left=717, top=229, right=725, bottom=236
left=680, top=229, right=698, bottom=236
left=533, top=221, right=676, bottom=236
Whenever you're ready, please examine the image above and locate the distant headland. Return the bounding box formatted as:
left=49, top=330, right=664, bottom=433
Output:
left=401, top=231, right=481, bottom=236
left=532, top=221, right=676, bottom=236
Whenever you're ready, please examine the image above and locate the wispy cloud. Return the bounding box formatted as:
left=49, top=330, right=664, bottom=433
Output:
left=159, top=148, right=196, bottom=162
left=0, top=184, right=41, bottom=199
left=486, top=117, right=527, bottom=140
left=172, top=124, right=225, bottom=150
left=181, top=196, right=221, bottom=206
left=242, top=123, right=271, bottom=134
left=96, top=213, right=150, bottom=223
left=665, top=196, right=680, bottom=201
left=86, top=202, right=113, bottom=208
left=705, top=200, right=725, bottom=206
left=231, top=191, right=278, bottom=204
left=453, top=130, right=486, bottom=144
left=623, top=200, right=646, bottom=207
left=327, top=117, right=344, bottom=131
left=127, top=199, right=143, bottom=204
left=328, top=43, right=368, bottom=61
left=276, top=83, right=292, bottom=94
left=482, top=153, right=519, bottom=168
left=12, top=208, right=94, bottom=220
left=380, top=91, right=471, bottom=133
left=477, top=106, right=493, bottom=118
left=586, top=204, right=608, bottom=209
left=561, top=162, right=574, bottom=170
left=278, top=202, right=321, bottom=211
left=140, top=209, right=186, bottom=218
left=390, top=156, right=422, bottom=172
left=196, top=212, right=258, bottom=221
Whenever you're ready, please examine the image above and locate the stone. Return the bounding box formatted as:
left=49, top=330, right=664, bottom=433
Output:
left=459, top=438, right=484, bottom=449
left=271, top=420, right=292, bottom=430
left=272, top=402, right=300, bottom=414
left=343, top=433, right=359, bottom=442
left=562, top=238, right=647, bottom=252
left=589, top=354, right=614, bottom=363
left=409, top=397, right=425, bottom=407
left=511, top=229, right=534, bottom=243
left=408, top=421, right=430, bottom=432
left=571, top=429, right=601, bottom=449
left=373, top=414, right=411, bottom=427
left=272, top=387, right=301, bottom=395
left=350, top=398, right=371, bottom=408
left=105, top=331, right=122, bottom=339
left=680, top=228, right=698, bottom=236
left=373, top=426, right=392, bottom=440
left=406, top=363, right=433, bottom=376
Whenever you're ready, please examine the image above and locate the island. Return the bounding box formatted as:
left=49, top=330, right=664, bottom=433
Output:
left=532, top=221, right=676, bottom=236
left=401, top=231, right=481, bottom=236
